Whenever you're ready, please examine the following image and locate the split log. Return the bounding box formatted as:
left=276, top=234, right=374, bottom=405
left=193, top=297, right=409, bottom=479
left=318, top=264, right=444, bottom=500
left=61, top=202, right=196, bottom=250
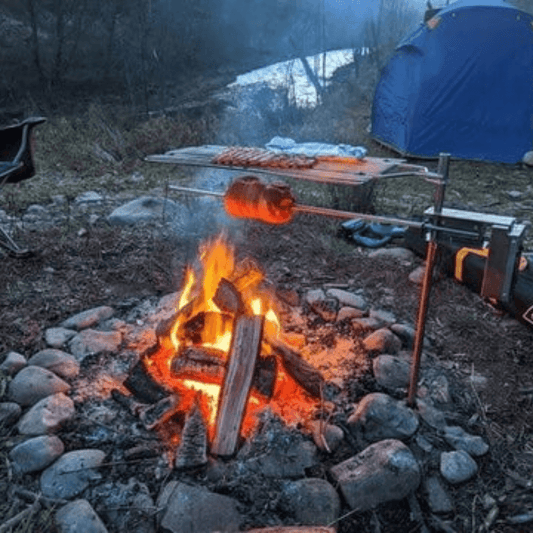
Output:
left=212, top=315, right=264, bottom=456
left=267, top=336, right=325, bottom=399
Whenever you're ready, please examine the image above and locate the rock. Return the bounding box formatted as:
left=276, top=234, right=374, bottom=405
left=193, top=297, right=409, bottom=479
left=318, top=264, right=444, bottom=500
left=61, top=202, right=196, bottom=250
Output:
left=244, top=439, right=318, bottom=478
left=325, top=288, right=368, bottom=311
left=27, top=349, right=80, bottom=379
left=440, top=450, right=478, bottom=484
left=280, top=478, right=341, bottom=526
left=61, top=306, right=115, bottom=330
left=107, top=196, right=181, bottom=226
left=428, top=374, right=452, bottom=405
left=372, top=355, right=411, bottom=391
left=55, top=499, right=109, bottom=533
left=69, top=329, right=122, bottom=361
left=17, top=392, right=75, bottom=435
left=238, top=413, right=318, bottom=478
left=305, top=289, right=337, bottom=321
left=347, top=392, right=419, bottom=442
left=0, top=351, right=27, bottom=375
left=157, top=481, right=243, bottom=533
left=8, top=366, right=71, bottom=407
left=329, top=439, right=421, bottom=511
left=368, top=247, right=415, bottom=262
left=75, top=191, right=104, bottom=204
left=41, top=449, right=106, bottom=499
left=90, top=479, right=156, bottom=533
left=390, top=323, right=431, bottom=350
left=336, top=306, right=365, bottom=321
left=522, top=151, right=533, bottom=166
left=443, top=426, right=489, bottom=457
left=307, top=421, right=344, bottom=453
left=416, top=400, right=447, bottom=430
left=409, top=265, right=426, bottom=285
left=362, top=328, right=402, bottom=355
left=0, top=402, right=22, bottom=426
left=245, top=529, right=335, bottom=533
left=369, top=309, right=397, bottom=327
left=10, top=435, right=64, bottom=474
left=352, top=316, right=383, bottom=331
left=45, top=327, right=77, bottom=348
left=423, top=475, right=454, bottom=514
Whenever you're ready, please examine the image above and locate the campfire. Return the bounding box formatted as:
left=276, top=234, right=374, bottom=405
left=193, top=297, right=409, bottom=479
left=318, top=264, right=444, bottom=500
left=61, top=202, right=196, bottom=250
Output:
left=125, top=233, right=324, bottom=457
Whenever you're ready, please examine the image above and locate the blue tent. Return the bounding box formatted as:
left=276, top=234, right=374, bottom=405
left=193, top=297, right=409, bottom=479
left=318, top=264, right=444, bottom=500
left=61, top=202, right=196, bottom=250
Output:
left=371, top=0, right=533, bottom=163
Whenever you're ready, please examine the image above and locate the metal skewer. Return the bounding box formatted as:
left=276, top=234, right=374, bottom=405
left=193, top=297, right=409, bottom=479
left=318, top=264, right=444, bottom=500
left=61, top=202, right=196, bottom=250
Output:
left=167, top=184, right=478, bottom=240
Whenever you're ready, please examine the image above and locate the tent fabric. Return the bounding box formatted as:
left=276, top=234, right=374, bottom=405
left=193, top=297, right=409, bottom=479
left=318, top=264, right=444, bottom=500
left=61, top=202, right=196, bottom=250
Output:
left=371, top=0, right=533, bottom=163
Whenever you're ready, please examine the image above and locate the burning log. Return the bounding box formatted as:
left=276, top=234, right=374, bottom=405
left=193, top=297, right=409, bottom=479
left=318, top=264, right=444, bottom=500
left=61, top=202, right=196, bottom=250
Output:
left=213, top=278, right=245, bottom=315
left=267, top=337, right=326, bottom=399
left=123, top=360, right=171, bottom=404
left=170, top=346, right=226, bottom=380
left=212, top=314, right=264, bottom=456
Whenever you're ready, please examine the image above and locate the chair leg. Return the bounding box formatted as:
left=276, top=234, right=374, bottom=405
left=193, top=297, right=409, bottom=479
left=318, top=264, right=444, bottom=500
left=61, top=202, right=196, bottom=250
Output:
left=0, top=224, right=32, bottom=258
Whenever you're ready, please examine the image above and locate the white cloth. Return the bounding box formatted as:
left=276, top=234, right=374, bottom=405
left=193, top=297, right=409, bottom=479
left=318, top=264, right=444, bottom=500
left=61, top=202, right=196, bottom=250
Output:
left=265, top=136, right=367, bottom=159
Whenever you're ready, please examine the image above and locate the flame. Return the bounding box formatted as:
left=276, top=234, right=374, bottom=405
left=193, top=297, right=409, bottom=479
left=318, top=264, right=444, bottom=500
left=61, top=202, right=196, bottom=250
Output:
left=144, top=233, right=316, bottom=447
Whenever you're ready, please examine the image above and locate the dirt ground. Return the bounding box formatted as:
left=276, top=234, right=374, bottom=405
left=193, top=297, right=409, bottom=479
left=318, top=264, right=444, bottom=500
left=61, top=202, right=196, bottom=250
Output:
left=1, top=201, right=533, bottom=531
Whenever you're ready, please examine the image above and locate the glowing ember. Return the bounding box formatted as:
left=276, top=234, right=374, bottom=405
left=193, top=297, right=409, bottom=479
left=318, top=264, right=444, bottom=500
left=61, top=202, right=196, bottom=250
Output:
left=144, top=233, right=318, bottom=445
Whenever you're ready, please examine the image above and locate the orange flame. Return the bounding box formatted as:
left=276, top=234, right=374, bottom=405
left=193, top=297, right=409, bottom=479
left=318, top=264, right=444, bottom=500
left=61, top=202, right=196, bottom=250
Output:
left=144, top=233, right=316, bottom=445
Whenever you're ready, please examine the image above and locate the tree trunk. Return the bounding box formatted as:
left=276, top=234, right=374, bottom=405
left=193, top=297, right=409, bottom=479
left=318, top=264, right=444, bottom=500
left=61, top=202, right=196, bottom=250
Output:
left=26, top=0, right=46, bottom=86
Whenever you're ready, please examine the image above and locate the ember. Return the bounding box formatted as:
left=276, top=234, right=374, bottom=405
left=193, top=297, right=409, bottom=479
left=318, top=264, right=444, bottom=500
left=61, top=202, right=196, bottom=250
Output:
left=140, top=233, right=322, bottom=453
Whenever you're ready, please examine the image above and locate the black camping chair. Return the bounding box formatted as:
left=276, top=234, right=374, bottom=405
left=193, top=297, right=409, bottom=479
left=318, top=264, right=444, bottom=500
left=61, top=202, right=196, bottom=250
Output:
left=0, top=116, right=46, bottom=257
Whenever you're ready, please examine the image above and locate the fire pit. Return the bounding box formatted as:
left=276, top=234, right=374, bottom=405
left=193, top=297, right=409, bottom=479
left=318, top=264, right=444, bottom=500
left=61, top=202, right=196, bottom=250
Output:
left=119, top=233, right=327, bottom=459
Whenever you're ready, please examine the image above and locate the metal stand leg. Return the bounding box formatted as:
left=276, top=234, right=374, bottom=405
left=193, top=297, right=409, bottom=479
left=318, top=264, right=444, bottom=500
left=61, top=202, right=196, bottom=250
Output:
left=407, top=153, right=450, bottom=407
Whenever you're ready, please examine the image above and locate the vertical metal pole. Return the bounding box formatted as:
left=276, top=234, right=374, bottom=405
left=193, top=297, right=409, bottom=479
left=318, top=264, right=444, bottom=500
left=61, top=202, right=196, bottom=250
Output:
left=407, top=153, right=450, bottom=407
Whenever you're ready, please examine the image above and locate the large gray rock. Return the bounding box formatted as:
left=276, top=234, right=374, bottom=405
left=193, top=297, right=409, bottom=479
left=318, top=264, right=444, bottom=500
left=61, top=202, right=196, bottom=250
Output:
left=55, top=499, right=109, bottom=533
left=41, top=449, right=106, bottom=499
left=329, top=439, right=421, bottom=511
left=372, top=355, right=411, bottom=391
left=61, top=306, right=115, bottom=330
left=17, top=392, right=75, bottom=435
left=440, top=450, right=478, bottom=484
left=157, top=481, right=243, bottom=533
left=280, top=478, right=341, bottom=526
left=10, top=435, right=64, bottom=474
left=69, top=329, right=122, bottom=361
left=347, top=392, right=419, bottom=442
left=27, top=349, right=80, bottom=379
left=8, top=366, right=71, bottom=407
left=107, top=196, right=181, bottom=226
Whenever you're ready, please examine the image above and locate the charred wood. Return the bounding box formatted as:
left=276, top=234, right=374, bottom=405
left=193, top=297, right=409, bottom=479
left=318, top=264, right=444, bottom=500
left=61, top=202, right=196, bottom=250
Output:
left=267, top=337, right=326, bottom=399
left=123, top=359, right=171, bottom=404
left=213, top=277, right=245, bottom=315
left=175, top=399, right=208, bottom=469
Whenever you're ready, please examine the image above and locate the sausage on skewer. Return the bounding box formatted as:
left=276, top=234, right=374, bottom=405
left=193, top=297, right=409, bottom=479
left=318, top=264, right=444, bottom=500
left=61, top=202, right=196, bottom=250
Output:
left=223, top=175, right=295, bottom=225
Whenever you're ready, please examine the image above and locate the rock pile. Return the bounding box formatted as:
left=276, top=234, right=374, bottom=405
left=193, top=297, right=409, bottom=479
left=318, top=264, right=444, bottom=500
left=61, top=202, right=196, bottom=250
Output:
left=0, top=277, right=490, bottom=532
